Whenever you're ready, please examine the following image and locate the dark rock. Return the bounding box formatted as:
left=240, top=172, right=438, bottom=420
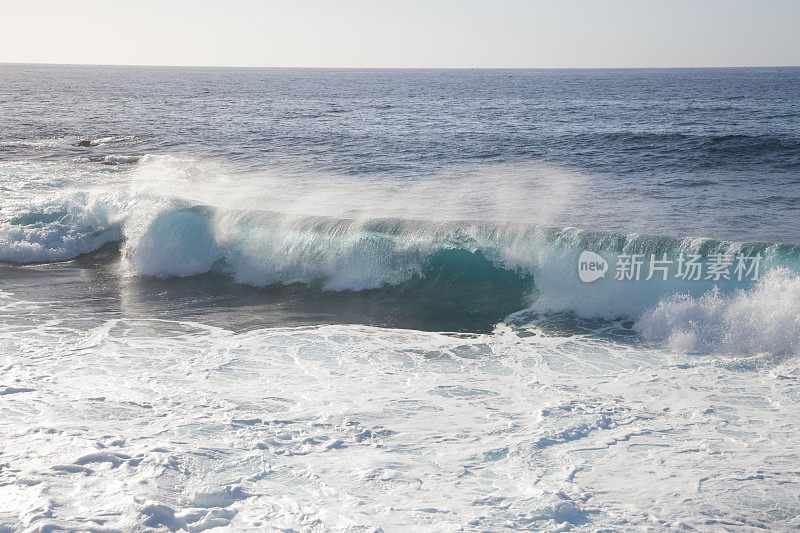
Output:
left=76, top=140, right=92, bottom=147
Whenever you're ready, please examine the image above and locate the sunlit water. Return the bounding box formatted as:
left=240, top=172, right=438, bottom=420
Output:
left=1, top=65, right=799, bottom=531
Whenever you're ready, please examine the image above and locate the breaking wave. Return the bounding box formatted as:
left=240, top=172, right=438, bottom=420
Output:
left=2, top=155, right=800, bottom=355
left=0, top=192, right=125, bottom=263
left=635, top=269, right=800, bottom=356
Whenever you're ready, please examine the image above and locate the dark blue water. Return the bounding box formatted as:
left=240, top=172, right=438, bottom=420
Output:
left=2, top=65, right=799, bottom=240
left=2, top=66, right=798, bottom=168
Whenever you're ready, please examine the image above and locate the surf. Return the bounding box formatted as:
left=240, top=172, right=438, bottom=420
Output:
left=2, top=154, right=800, bottom=352
left=3, top=190, right=800, bottom=347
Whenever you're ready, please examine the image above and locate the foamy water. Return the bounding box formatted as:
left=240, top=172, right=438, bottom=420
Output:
left=2, top=314, right=799, bottom=531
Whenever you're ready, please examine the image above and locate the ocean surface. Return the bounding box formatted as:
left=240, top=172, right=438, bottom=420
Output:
left=1, top=64, right=800, bottom=531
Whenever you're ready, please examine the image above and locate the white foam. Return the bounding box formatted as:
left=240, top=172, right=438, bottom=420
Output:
left=635, top=269, right=800, bottom=356
left=0, top=192, right=125, bottom=263
left=2, top=318, right=799, bottom=530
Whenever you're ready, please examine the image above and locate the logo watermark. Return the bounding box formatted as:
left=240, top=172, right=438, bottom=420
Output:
left=578, top=251, right=609, bottom=283
left=578, top=251, right=762, bottom=283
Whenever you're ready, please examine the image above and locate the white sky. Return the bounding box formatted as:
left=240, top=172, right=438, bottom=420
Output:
left=1, top=0, right=799, bottom=68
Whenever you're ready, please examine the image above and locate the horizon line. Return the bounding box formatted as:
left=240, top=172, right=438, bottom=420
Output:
left=2, top=61, right=799, bottom=70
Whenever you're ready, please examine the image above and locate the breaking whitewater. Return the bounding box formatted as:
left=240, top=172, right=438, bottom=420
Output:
left=2, top=153, right=800, bottom=531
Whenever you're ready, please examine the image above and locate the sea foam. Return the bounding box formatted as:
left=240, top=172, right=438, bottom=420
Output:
left=0, top=192, right=124, bottom=263
left=635, top=268, right=800, bottom=356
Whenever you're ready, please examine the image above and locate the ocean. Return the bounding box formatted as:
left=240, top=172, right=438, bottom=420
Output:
left=1, top=64, right=799, bottom=531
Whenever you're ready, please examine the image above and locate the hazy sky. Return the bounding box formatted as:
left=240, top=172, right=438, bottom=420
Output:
left=2, top=0, right=799, bottom=68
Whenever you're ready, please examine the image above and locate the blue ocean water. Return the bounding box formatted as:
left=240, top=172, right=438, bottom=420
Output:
left=3, top=65, right=800, bottom=240
left=1, top=65, right=800, bottom=531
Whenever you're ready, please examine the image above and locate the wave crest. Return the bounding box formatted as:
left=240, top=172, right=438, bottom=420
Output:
left=0, top=193, right=124, bottom=263
left=635, top=269, right=800, bottom=356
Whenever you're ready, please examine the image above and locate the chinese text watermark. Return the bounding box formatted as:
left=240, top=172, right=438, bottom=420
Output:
left=578, top=251, right=762, bottom=283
